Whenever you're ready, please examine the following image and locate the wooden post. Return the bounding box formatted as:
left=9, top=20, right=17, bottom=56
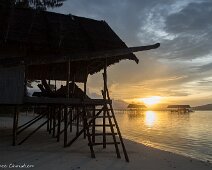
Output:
left=24, top=66, right=27, bottom=97
left=84, top=80, right=87, bottom=99
left=83, top=80, right=87, bottom=139
left=64, top=106, right=68, bottom=147
left=13, top=106, right=19, bottom=146
left=76, top=107, right=79, bottom=136
left=69, top=107, right=72, bottom=132
left=49, top=106, right=52, bottom=134
left=55, top=80, right=57, bottom=92
left=64, top=60, right=70, bottom=147
left=69, top=73, right=75, bottom=133
left=72, top=73, right=76, bottom=95
left=67, top=60, right=70, bottom=98
left=52, top=106, right=56, bottom=137
left=92, top=105, right=96, bottom=143
left=57, top=106, right=61, bottom=142
left=47, top=107, right=49, bottom=132
left=102, top=60, right=107, bottom=148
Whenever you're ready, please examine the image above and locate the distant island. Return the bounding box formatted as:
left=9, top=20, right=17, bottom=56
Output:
left=193, top=104, right=212, bottom=111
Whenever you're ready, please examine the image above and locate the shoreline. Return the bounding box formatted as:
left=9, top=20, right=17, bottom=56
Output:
left=0, top=116, right=212, bottom=170
left=123, top=136, right=211, bottom=163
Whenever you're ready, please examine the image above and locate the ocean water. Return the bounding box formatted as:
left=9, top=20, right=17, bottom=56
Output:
left=114, top=110, right=212, bottom=162
left=0, top=110, right=211, bottom=162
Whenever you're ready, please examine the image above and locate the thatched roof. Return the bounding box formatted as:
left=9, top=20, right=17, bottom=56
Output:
left=127, top=104, right=147, bottom=109
left=0, top=8, right=159, bottom=82
left=167, top=105, right=191, bottom=109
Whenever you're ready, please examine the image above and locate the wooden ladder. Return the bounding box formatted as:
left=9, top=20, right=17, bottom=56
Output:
left=86, top=67, right=129, bottom=162
left=65, top=62, right=129, bottom=162
left=87, top=100, right=129, bottom=162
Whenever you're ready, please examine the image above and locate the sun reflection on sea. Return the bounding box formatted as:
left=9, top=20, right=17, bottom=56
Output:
left=145, top=111, right=157, bottom=127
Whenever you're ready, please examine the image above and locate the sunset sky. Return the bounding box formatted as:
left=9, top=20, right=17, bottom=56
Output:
left=53, top=0, right=212, bottom=107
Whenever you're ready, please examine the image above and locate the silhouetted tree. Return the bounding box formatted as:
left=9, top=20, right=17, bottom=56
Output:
left=0, top=0, right=66, bottom=10
left=0, top=0, right=15, bottom=9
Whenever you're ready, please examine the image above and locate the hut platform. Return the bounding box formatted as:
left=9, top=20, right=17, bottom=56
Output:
left=24, top=97, right=111, bottom=105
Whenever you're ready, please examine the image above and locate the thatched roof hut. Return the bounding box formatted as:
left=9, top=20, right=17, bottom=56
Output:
left=0, top=8, right=159, bottom=104
left=0, top=8, right=159, bottom=83
left=167, top=105, right=191, bottom=109
left=127, top=104, right=147, bottom=109
left=167, top=105, right=192, bottom=113
left=0, top=8, right=160, bottom=161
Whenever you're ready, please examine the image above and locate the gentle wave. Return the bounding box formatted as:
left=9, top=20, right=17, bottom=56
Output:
left=114, top=110, right=212, bottom=162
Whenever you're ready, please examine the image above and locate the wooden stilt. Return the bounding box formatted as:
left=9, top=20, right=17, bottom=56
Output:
left=64, top=60, right=70, bottom=146
left=83, top=108, right=86, bottom=139
left=103, top=106, right=106, bottom=148
left=92, top=106, right=96, bottom=143
left=47, top=108, right=50, bottom=132
left=52, top=106, right=56, bottom=137
left=83, top=80, right=87, bottom=139
left=76, top=107, right=79, bottom=135
left=66, top=108, right=103, bottom=147
left=49, top=106, right=52, bottom=134
left=62, top=59, right=129, bottom=161
left=12, top=106, right=18, bottom=146
left=85, top=121, right=95, bottom=158
left=64, top=106, right=68, bottom=147
left=102, top=61, right=107, bottom=149
left=69, top=108, right=72, bottom=132
left=57, top=106, right=61, bottom=142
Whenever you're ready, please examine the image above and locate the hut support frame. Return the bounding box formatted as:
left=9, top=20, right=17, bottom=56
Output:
left=62, top=60, right=129, bottom=162
left=10, top=60, right=129, bottom=161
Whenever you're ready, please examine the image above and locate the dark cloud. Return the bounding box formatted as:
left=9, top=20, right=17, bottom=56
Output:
left=165, top=2, right=212, bottom=34
left=51, top=0, right=212, bottom=105
left=53, top=1, right=212, bottom=60
left=162, top=1, right=212, bottom=60
left=53, top=0, right=172, bottom=46
left=195, top=62, right=212, bottom=72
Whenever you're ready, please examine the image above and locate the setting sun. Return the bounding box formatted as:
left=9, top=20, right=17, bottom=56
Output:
left=139, top=96, right=162, bottom=106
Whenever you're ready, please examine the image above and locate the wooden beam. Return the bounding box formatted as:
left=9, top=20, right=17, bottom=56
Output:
left=24, top=97, right=112, bottom=105
left=0, top=43, right=160, bottom=66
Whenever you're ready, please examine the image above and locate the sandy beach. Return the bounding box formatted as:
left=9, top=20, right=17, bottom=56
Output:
left=0, top=115, right=211, bottom=170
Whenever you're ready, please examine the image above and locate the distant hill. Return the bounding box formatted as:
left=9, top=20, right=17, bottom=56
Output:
left=113, top=100, right=129, bottom=109
left=193, top=104, right=212, bottom=111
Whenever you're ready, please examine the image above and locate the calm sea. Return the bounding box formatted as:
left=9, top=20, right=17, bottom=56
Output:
left=0, top=110, right=211, bottom=162
left=114, top=110, right=212, bottom=162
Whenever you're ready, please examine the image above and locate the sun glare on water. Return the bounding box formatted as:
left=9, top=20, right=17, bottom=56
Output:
left=145, top=111, right=157, bottom=127
left=139, top=96, right=162, bottom=107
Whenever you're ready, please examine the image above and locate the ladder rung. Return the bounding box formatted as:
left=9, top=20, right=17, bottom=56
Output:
left=95, top=124, right=115, bottom=127
left=89, top=142, right=120, bottom=146
left=86, top=116, right=112, bottom=119
left=88, top=133, right=117, bottom=136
